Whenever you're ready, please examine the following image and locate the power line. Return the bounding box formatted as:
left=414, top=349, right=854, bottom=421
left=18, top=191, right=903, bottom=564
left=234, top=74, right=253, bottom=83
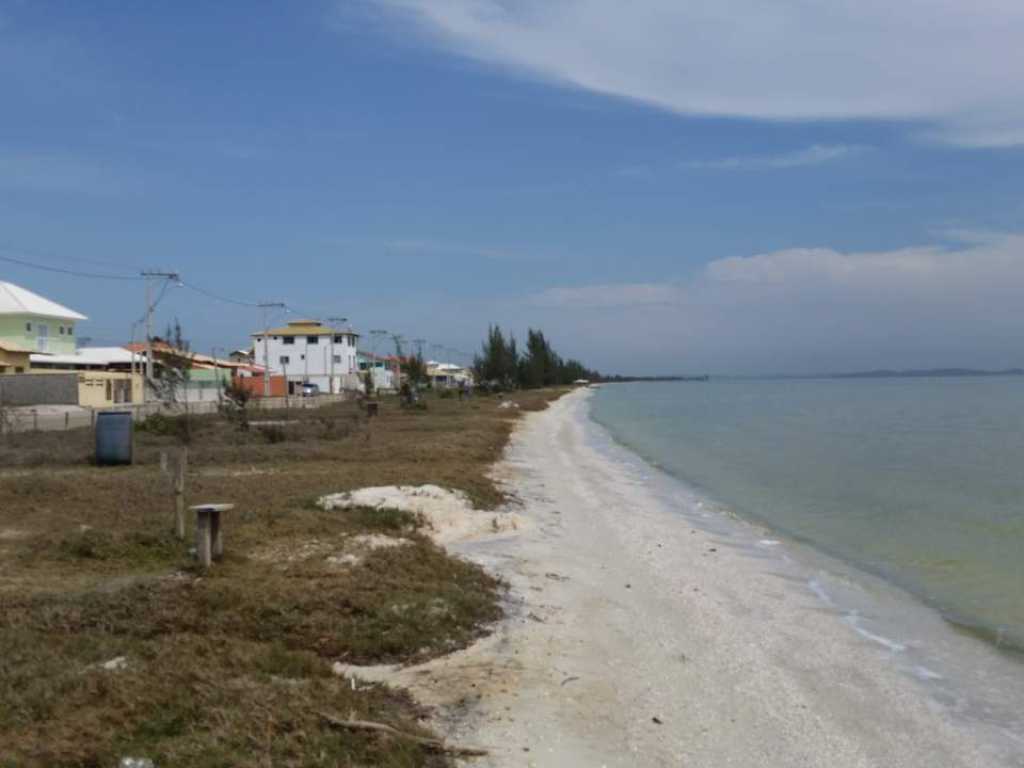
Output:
left=0, top=243, right=141, bottom=271
left=0, top=251, right=144, bottom=281
left=179, top=279, right=263, bottom=308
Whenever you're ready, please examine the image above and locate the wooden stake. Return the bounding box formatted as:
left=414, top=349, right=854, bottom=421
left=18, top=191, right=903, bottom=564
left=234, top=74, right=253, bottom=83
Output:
left=174, top=447, right=188, bottom=540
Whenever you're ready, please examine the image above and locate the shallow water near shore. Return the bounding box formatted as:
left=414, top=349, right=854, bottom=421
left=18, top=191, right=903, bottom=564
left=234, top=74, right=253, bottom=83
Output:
left=586, top=379, right=1024, bottom=746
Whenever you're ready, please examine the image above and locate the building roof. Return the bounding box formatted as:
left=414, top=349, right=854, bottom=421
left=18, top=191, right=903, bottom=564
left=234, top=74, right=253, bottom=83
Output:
left=30, top=347, right=139, bottom=367
left=252, top=320, right=359, bottom=338
left=0, top=281, right=87, bottom=321
left=427, top=361, right=467, bottom=372
left=0, top=340, right=34, bottom=354
left=122, top=341, right=240, bottom=369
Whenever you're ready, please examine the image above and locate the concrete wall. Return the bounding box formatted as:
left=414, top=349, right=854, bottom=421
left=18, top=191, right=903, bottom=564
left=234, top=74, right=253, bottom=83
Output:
left=0, top=391, right=358, bottom=434
left=0, top=372, right=78, bottom=406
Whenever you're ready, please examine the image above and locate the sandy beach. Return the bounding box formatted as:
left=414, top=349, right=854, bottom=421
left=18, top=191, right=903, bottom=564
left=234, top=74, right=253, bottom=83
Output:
left=352, top=388, right=1021, bottom=767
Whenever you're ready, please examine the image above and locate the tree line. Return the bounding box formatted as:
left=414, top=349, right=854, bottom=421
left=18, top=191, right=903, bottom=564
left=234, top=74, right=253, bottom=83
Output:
left=472, top=325, right=601, bottom=389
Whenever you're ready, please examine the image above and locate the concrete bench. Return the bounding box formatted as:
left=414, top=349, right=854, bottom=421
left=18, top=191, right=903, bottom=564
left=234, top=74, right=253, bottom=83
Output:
left=191, top=503, right=235, bottom=568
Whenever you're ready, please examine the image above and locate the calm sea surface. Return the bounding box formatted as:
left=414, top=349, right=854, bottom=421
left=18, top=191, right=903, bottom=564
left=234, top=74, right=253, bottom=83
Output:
left=590, top=377, right=1024, bottom=651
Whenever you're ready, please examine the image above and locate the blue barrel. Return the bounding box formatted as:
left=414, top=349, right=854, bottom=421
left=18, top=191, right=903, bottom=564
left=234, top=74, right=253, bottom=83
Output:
left=95, top=411, right=134, bottom=466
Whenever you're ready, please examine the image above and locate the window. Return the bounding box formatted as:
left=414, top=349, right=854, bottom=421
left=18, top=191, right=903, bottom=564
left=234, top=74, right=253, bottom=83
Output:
left=25, top=322, right=32, bottom=332
left=279, top=355, right=290, bottom=365
left=67, top=325, right=73, bottom=336
left=333, top=355, right=342, bottom=364
left=282, top=336, right=295, bottom=345
left=105, top=380, right=112, bottom=401
left=59, top=326, right=65, bottom=335
left=307, top=335, right=319, bottom=345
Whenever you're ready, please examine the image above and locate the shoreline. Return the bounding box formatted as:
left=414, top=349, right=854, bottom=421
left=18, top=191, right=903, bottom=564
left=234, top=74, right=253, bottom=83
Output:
left=589, top=393, right=1024, bottom=661
left=387, top=388, right=1022, bottom=766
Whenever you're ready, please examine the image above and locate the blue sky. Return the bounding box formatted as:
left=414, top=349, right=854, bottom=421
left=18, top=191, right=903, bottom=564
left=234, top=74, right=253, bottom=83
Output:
left=2, top=1, right=1023, bottom=374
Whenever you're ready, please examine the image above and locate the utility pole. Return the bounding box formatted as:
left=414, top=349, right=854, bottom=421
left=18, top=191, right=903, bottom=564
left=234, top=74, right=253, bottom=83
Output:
left=327, top=316, right=347, bottom=393
left=413, top=338, right=426, bottom=359
left=367, top=329, right=387, bottom=390
left=257, top=302, right=286, bottom=397
left=141, top=271, right=180, bottom=385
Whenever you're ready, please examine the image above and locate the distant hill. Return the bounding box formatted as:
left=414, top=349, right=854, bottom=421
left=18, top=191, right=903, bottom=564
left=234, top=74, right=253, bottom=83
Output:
left=831, top=368, right=1024, bottom=379
left=599, top=374, right=710, bottom=383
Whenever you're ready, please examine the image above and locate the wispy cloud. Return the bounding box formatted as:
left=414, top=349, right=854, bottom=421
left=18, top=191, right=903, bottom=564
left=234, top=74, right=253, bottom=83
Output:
left=683, top=144, right=863, bottom=171
left=370, top=1, right=1024, bottom=147
left=0, top=150, right=130, bottom=196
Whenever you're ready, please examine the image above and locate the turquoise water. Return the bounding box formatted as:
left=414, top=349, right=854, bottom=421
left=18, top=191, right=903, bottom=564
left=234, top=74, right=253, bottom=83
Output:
left=590, top=378, right=1024, bottom=652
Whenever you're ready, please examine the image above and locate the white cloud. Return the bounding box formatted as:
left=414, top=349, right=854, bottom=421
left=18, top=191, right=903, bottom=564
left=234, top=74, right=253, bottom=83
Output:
left=372, top=0, right=1024, bottom=147
left=523, top=233, right=1024, bottom=373
left=684, top=145, right=862, bottom=171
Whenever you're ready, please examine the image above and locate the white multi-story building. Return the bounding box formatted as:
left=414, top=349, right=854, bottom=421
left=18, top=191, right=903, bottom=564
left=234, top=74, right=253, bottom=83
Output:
left=252, top=320, right=360, bottom=394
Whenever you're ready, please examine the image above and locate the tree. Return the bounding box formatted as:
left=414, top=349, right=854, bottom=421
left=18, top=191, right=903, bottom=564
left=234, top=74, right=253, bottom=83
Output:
left=402, top=353, right=428, bottom=388
left=473, top=325, right=519, bottom=389
left=474, top=324, right=602, bottom=389
left=220, top=378, right=252, bottom=431
left=152, top=319, right=193, bottom=443
left=521, top=329, right=561, bottom=388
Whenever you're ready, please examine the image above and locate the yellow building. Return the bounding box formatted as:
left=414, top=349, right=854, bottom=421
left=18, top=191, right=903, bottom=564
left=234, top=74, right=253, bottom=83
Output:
left=0, top=341, right=32, bottom=374
left=76, top=371, right=144, bottom=408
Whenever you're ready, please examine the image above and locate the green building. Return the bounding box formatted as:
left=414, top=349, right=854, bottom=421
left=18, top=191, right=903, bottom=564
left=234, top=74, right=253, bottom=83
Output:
left=0, top=280, right=87, bottom=358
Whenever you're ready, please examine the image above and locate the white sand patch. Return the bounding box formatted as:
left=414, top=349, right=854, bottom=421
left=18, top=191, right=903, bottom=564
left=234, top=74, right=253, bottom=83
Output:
left=91, top=656, right=128, bottom=672
left=318, top=484, right=526, bottom=545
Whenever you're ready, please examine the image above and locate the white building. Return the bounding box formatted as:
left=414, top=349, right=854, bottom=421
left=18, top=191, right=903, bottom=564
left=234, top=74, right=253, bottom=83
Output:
left=427, top=361, right=474, bottom=388
left=252, top=320, right=360, bottom=394
left=358, top=352, right=398, bottom=392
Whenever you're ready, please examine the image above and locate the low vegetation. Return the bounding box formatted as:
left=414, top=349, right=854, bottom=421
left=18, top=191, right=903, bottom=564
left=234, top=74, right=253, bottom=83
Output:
left=0, top=388, right=563, bottom=767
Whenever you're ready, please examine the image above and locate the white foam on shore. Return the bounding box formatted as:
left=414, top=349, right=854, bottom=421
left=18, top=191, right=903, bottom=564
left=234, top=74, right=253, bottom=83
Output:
left=808, top=578, right=835, bottom=606
left=843, top=610, right=907, bottom=654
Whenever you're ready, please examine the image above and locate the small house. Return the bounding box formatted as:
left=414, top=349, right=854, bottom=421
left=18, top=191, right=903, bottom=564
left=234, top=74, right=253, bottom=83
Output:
left=0, top=280, right=87, bottom=356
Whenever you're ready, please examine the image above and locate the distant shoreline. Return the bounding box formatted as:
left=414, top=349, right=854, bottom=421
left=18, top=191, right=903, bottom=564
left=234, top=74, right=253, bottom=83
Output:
left=602, top=368, right=1024, bottom=382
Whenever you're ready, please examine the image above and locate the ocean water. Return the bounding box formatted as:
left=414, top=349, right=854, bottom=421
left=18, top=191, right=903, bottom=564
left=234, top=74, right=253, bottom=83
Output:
left=590, top=377, right=1024, bottom=653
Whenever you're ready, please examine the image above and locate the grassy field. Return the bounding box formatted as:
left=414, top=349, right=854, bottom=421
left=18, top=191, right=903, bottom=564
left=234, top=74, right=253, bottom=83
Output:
left=0, top=389, right=562, bottom=767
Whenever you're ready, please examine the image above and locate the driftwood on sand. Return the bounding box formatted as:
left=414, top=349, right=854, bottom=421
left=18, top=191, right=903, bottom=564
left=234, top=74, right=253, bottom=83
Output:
left=318, top=712, right=489, bottom=757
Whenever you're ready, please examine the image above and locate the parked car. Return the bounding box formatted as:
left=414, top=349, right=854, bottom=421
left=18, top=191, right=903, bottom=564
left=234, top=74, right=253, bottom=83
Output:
left=300, top=382, right=320, bottom=397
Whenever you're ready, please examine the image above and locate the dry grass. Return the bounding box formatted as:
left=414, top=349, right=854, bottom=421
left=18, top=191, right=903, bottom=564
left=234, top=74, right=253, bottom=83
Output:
left=0, top=389, right=565, bottom=767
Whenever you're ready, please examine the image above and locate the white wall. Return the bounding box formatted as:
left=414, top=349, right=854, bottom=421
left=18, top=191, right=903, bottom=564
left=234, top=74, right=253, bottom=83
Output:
left=253, top=331, right=360, bottom=392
